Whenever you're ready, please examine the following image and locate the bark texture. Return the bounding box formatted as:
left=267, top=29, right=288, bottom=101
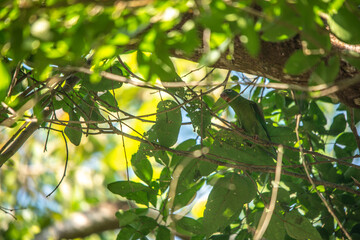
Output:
left=34, top=201, right=129, bottom=240
left=173, top=33, right=360, bottom=108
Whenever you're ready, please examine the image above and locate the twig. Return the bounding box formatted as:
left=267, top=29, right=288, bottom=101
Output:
left=211, top=122, right=360, bottom=170
left=7, top=61, right=21, bottom=97
left=190, top=68, right=216, bottom=90
left=348, top=107, right=360, bottom=151
left=46, top=130, right=69, bottom=197
left=181, top=66, right=204, bottom=78
left=119, top=120, right=130, bottom=182
left=0, top=76, right=78, bottom=167
left=67, top=64, right=360, bottom=98
left=39, top=120, right=360, bottom=196
left=254, top=145, right=283, bottom=240
left=0, top=205, right=22, bottom=220
left=295, top=114, right=352, bottom=240
left=117, top=55, right=144, bottom=81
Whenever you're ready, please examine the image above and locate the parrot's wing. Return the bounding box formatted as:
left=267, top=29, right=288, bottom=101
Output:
left=249, top=101, right=272, bottom=141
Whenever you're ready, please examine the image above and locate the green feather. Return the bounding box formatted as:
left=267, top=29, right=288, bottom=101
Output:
left=220, top=89, right=272, bottom=142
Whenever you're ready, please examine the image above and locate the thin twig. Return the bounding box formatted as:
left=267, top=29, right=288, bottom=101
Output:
left=211, top=122, right=360, bottom=170
left=348, top=107, right=360, bottom=151
left=295, top=114, right=352, bottom=240
left=40, top=119, right=360, bottom=196
left=46, top=130, right=69, bottom=197
left=120, top=120, right=130, bottom=182
left=181, top=66, right=204, bottom=78
left=117, top=55, right=144, bottom=81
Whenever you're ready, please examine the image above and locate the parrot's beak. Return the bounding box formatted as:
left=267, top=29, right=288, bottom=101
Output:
left=220, top=92, right=231, bottom=102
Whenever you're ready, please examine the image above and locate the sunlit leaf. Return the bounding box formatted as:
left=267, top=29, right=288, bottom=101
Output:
left=328, top=6, right=360, bottom=44
left=0, top=61, right=11, bottom=102
left=107, top=181, right=155, bottom=206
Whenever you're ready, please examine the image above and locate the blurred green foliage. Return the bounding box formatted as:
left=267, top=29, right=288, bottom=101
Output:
left=1, top=0, right=360, bottom=239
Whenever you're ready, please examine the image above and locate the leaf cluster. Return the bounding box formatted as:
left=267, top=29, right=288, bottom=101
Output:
left=1, top=0, right=360, bottom=239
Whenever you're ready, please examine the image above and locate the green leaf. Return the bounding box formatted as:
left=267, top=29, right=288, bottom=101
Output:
left=328, top=113, right=346, bottom=136
left=169, top=21, right=200, bottom=55
left=185, top=92, right=212, bottom=137
left=116, top=215, right=158, bottom=239
left=154, top=151, right=170, bottom=166
left=202, top=172, right=256, bottom=235
left=116, top=226, right=138, bottom=240
left=284, top=210, right=322, bottom=240
left=64, top=110, right=82, bottom=146
left=328, top=6, right=360, bottom=44
left=334, top=132, right=357, bottom=158
left=309, top=56, right=340, bottom=86
left=131, top=216, right=158, bottom=236
left=237, top=17, right=260, bottom=56
left=175, top=158, right=202, bottom=194
left=172, top=145, right=216, bottom=195
left=261, top=21, right=297, bottom=42
left=159, top=167, right=171, bottom=193
left=209, top=137, right=274, bottom=166
left=302, top=101, right=327, bottom=134
left=78, top=94, right=103, bottom=122
left=81, top=68, right=123, bottom=91
left=203, top=95, right=215, bottom=109
left=284, top=50, right=320, bottom=75
left=344, top=167, right=360, bottom=182
left=347, top=108, right=360, bottom=124
left=93, top=45, right=116, bottom=61
left=154, top=100, right=182, bottom=147
left=235, top=230, right=248, bottom=239
left=260, top=2, right=299, bottom=42
left=254, top=210, right=286, bottom=240
left=98, top=91, right=118, bottom=112
left=156, top=226, right=170, bottom=240
left=274, top=93, right=286, bottom=109
left=137, top=50, right=155, bottom=82
left=107, top=181, right=155, bottom=206
left=198, top=158, right=217, bottom=176
left=344, top=53, right=360, bottom=71
left=170, top=139, right=197, bottom=168
left=301, top=26, right=332, bottom=52
left=176, top=217, right=204, bottom=236
left=131, top=144, right=153, bottom=184
left=152, top=53, right=178, bottom=84
left=0, top=60, right=11, bottom=102
left=173, top=179, right=205, bottom=211
left=267, top=125, right=296, bottom=146
left=115, top=210, right=139, bottom=227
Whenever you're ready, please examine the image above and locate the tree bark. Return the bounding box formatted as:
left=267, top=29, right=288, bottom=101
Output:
left=34, top=201, right=128, bottom=240
left=172, top=31, right=360, bottom=108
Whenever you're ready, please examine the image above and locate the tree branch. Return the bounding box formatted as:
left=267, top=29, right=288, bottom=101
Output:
left=34, top=201, right=129, bottom=240
left=0, top=76, right=79, bottom=167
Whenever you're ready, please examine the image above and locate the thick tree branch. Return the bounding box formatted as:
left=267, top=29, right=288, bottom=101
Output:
left=164, top=10, right=360, bottom=107
left=34, top=201, right=128, bottom=240
left=172, top=36, right=360, bottom=107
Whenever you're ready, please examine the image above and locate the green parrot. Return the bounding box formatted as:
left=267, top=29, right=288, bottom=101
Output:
left=220, top=89, right=272, bottom=143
